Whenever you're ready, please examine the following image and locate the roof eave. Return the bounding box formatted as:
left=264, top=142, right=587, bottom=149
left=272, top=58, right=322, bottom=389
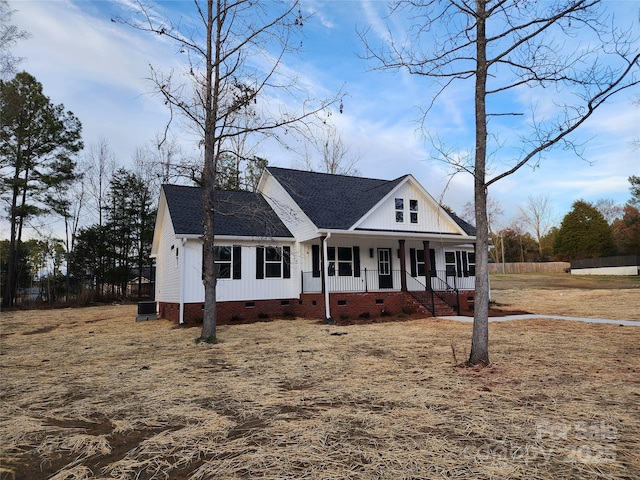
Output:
left=315, top=228, right=476, bottom=244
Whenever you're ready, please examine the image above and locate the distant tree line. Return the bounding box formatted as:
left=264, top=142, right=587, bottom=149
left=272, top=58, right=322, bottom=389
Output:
left=0, top=72, right=160, bottom=307
left=472, top=177, right=640, bottom=264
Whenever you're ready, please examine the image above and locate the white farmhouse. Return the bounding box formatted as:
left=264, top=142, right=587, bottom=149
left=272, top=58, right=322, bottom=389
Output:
left=151, top=167, right=477, bottom=324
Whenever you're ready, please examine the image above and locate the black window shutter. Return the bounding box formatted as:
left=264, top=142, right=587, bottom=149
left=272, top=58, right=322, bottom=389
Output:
left=233, top=246, right=242, bottom=279
left=283, top=246, right=291, bottom=278
left=353, top=246, right=360, bottom=277
left=312, top=244, right=321, bottom=278
left=409, top=248, right=417, bottom=277
left=256, top=246, right=264, bottom=279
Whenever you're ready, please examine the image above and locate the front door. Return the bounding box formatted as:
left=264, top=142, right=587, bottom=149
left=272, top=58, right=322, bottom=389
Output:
left=378, top=248, right=393, bottom=289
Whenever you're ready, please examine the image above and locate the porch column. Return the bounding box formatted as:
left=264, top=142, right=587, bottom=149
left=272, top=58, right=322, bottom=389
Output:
left=323, top=233, right=331, bottom=320
left=423, top=240, right=431, bottom=291
left=399, top=239, right=407, bottom=291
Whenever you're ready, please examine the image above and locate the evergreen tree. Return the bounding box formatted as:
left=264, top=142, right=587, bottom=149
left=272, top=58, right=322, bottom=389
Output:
left=103, top=168, right=155, bottom=297
left=554, top=200, right=615, bottom=260
left=0, top=72, right=82, bottom=306
left=71, top=225, right=110, bottom=299
left=216, top=154, right=267, bottom=191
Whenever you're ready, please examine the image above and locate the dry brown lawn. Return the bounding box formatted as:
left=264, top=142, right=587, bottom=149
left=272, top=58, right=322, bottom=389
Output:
left=489, top=274, right=640, bottom=321
left=1, top=276, right=639, bottom=479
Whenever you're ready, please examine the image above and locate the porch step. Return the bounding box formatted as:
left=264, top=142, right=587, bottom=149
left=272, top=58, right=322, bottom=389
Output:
left=409, top=291, right=457, bottom=317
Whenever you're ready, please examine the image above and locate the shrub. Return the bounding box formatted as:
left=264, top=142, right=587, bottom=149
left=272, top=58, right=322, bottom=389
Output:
left=402, top=305, right=415, bottom=315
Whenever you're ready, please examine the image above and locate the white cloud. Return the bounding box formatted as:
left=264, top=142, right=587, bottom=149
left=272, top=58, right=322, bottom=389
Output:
left=4, top=0, right=637, bottom=241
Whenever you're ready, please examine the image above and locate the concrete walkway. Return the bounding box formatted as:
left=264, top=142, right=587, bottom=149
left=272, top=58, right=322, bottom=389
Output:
left=438, top=314, right=640, bottom=327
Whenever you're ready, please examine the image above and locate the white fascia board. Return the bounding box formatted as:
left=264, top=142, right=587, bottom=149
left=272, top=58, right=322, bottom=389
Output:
left=175, top=234, right=203, bottom=241
left=213, top=235, right=295, bottom=243
left=150, top=189, right=167, bottom=257
left=316, top=228, right=476, bottom=245
left=260, top=169, right=318, bottom=237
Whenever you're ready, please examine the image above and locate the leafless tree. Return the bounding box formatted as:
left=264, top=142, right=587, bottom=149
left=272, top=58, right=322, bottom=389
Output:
left=82, top=137, right=117, bottom=228
left=121, top=0, right=341, bottom=341
left=594, top=198, right=623, bottom=225
left=463, top=197, right=503, bottom=262
left=0, top=0, right=29, bottom=80
left=362, top=0, right=640, bottom=365
left=296, top=113, right=360, bottom=175
left=517, top=194, right=555, bottom=260
left=145, top=133, right=194, bottom=186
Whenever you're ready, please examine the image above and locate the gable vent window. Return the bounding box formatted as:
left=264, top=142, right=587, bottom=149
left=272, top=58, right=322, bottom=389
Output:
left=395, top=198, right=404, bottom=222
left=410, top=200, right=418, bottom=223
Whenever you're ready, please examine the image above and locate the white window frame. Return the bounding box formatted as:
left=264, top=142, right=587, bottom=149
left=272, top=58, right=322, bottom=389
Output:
left=395, top=198, right=404, bottom=223
left=409, top=199, right=418, bottom=223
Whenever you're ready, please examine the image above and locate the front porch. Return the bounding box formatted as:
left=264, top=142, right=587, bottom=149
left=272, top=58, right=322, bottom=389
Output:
left=301, top=269, right=475, bottom=315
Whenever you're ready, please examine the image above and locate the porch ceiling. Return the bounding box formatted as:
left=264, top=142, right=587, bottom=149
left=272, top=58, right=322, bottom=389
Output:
left=305, top=229, right=476, bottom=246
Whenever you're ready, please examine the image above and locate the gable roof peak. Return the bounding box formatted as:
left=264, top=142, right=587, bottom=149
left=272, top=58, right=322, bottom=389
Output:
left=265, top=166, right=407, bottom=230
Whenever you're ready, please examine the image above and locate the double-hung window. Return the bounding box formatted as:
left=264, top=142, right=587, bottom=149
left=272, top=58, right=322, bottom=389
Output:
left=410, top=248, right=436, bottom=277
left=395, top=198, right=404, bottom=222
left=256, top=246, right=291, bottom=279
left=410, top=200, right=418, bottom=223
left=265, top=247, right=283, bottom=278
left=327, top=246, right=361, bottom=277
left=207, top=245, right=242, bottom=279
left=445, top=251, right=476, bottom=277
left=214, top=246, right=232, bottom=278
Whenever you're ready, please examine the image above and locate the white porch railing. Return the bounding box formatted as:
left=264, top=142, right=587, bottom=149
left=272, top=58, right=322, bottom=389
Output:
left=301, top=269, right=475, bottom=293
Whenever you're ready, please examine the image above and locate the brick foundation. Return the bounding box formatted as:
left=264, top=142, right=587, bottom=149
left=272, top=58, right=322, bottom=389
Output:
left=157, top=290, right=474, bottom=326
left=458, top=291, right=475, bottom=311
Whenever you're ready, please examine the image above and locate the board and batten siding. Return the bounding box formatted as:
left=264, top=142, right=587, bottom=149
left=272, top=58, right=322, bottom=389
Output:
left=356, top=182, right=461, bottom=234
left=182, top=240, right=205, bottom=303
left=154, top=203, right=182, bottom=303
left=187, top=239, right=300, bottom=302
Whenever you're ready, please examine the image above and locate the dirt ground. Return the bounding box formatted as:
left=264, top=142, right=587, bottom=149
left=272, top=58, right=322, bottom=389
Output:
left=1, top=275, right=639, bottom=479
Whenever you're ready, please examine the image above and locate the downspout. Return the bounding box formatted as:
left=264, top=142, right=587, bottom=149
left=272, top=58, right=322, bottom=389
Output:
left=323, top=232, right=332, bottom=320
left=179, top=238, right=187, bottom=325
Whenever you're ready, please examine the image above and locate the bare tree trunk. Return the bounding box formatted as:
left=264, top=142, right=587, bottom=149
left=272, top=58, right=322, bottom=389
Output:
left=200, top=0, right=218, bottom=341
left=470, top=0, right=489, bottom=366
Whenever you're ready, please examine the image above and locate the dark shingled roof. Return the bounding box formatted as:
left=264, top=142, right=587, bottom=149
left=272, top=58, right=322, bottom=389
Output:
left=267, top=167, right=407, bottom=230
left=162, top=184, right=293, bottom=238
left=447, top=210, right=477, bottom=236
left=267, top=167, right=476, bottom=235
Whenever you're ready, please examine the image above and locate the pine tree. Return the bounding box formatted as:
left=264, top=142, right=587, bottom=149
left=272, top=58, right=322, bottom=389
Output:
left=0, top=72, right=82, bottom=306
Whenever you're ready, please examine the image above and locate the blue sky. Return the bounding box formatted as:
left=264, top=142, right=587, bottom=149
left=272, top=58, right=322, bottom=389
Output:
left=6, top=0, right=640, bottom=240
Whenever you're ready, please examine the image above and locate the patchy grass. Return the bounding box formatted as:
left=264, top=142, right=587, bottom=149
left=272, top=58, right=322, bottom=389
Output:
left=1, top=303, right=639, bottom=480
left=490, top=273, right=640, bottom=290
left=489, top=273, right=640, bottom=321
